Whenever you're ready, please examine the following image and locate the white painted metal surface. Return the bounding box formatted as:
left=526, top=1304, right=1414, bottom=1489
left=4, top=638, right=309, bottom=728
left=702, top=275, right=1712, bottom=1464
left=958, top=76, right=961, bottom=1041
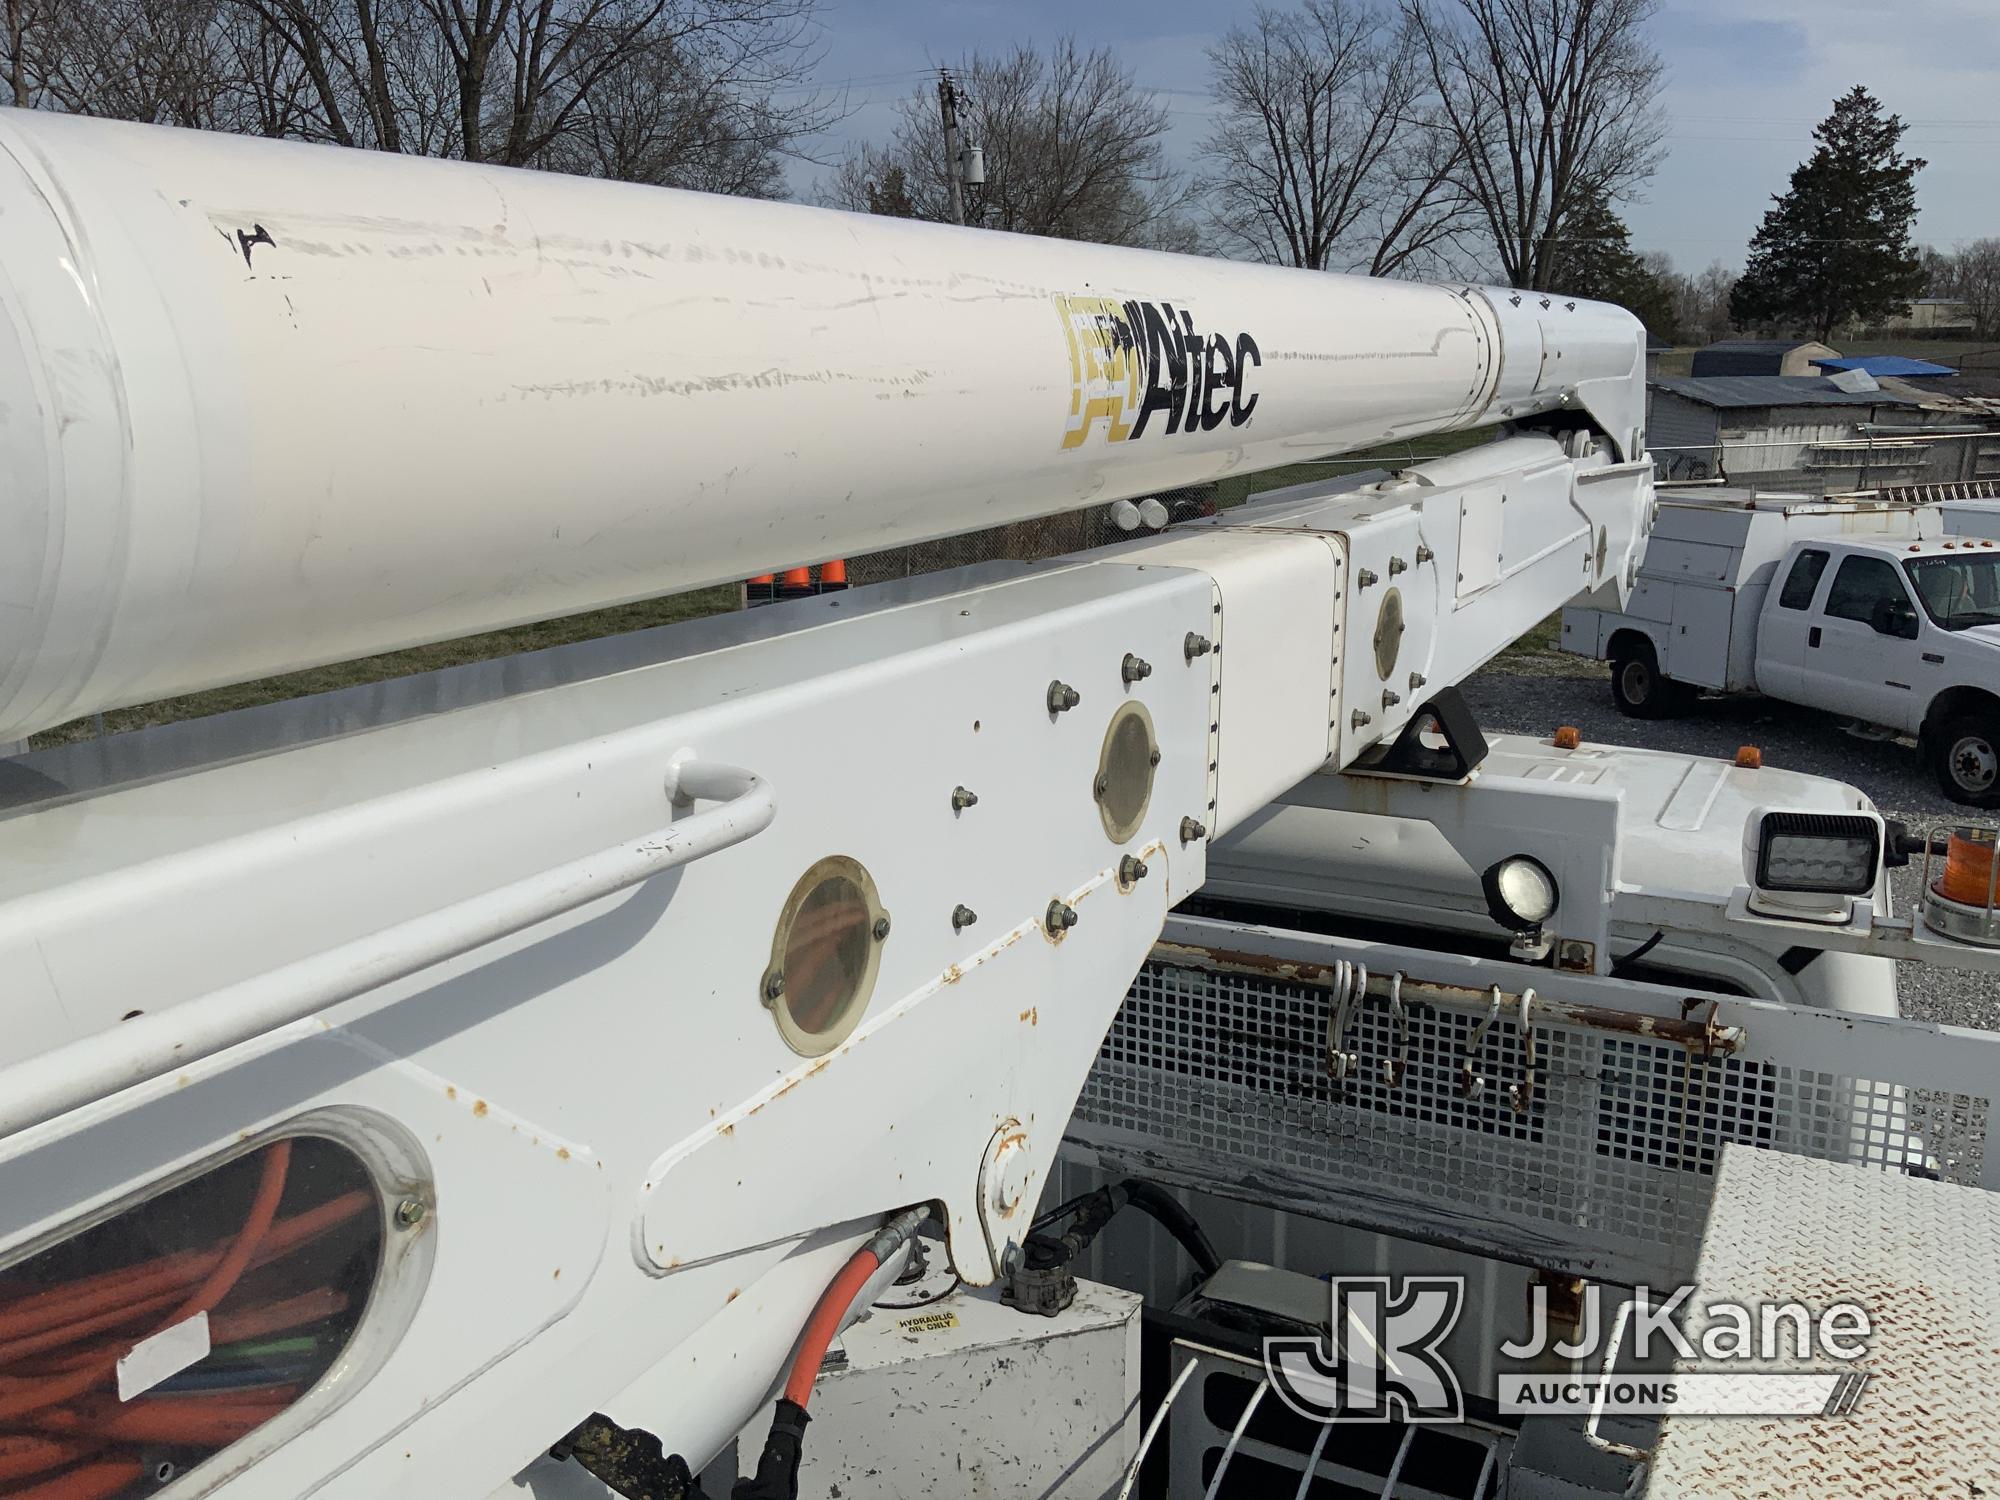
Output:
left=1646, top=1148, right=2000, bottom=1498
left=727, top=1275, right=1141, bottom=1497
left=0, top=107, right=1647, bottom=743
left=0, top=758, right=772, bottom=1135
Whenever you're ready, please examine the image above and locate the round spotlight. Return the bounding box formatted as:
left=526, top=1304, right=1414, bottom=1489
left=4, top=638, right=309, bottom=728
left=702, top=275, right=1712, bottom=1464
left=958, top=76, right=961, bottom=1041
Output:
left=1482, top=855, right=1558, bottom=932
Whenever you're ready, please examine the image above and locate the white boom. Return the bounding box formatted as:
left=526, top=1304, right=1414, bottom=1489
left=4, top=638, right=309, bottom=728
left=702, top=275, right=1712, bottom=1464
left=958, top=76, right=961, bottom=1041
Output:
left=0, top=108, right=1643, bottom=743
left=0, top=111, right=1663, bottom=1500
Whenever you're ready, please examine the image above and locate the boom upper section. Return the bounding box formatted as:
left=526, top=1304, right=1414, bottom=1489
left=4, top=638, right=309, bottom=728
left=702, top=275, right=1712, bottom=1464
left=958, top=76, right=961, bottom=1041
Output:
left=0, top=108, right=1642, bottom=741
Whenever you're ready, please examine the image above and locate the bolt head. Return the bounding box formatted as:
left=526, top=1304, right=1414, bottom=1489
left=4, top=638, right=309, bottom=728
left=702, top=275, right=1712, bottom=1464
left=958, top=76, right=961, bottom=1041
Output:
left=1179, top=816, right=1207, bottom=844
left=872, top=915, right=892, bottom=941
left=395, top=1197, right=427, bottom=1229
left=763, top=970, right=786, bottom=1000
left=951, top=904, right=977, bottom=932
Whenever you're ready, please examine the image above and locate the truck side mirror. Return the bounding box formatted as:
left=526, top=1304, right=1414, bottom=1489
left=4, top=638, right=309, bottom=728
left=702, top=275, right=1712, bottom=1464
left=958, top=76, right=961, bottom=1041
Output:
left=1872, top=598, right=1919, bottom=639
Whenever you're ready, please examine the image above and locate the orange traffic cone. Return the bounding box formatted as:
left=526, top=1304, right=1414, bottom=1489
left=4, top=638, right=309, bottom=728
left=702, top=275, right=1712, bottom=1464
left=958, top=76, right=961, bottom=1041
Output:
left=777, top=566, right=814, bottom=603
left=820, top=558, right=848, bottom=592
left=747, top=573, right=775, bottom=607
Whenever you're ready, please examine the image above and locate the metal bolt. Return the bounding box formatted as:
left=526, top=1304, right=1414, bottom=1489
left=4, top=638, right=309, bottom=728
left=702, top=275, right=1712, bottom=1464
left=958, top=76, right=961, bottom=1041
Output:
left=1356, top=567, right=1379, bottom=588
left=1409, top=671, right=1427, bottom=691
left=1415, top=543, right=1434, bottom=564
left=1351, top=709, right=1373, bottom=730
left=1388, top=555, right=1407, bottom=576
left=1047, top=680, right=1081, bottom=714
left=1093, top=774, right=1109, bottom=801
left=1045, top=899, right=1079, bottom=934
left=951, top=904, right=977, bottom=932
left=1179, top=816, right=1207, bottom=844
left=1122, top=653, right=1153, bottom=684
left=1184, top=632, right=1213, bottom=661
left=763, top=969, right=786, bottom=1000
left=395, top=1197, right=427, bottom=1229
left=1382, top=688, right=1401, bottom=708
left=1119, top=855, right=1149, bottom=884
left=872, top=915, right=892, bottom=941
left=951, top=785, right=979, bottom=812
left=1148, top=748, right=1162, bottom=767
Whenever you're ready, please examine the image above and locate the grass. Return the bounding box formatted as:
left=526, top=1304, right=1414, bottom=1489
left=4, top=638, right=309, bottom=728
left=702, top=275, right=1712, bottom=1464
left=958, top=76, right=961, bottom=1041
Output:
left=28, top=585, right=742, bottom=750
left=25, top=430, right=1502, bottom=751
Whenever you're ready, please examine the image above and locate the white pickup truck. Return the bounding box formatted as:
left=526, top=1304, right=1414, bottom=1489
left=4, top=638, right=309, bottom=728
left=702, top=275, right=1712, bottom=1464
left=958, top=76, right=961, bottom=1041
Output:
left=1563, top=490, right=2000, bottom=804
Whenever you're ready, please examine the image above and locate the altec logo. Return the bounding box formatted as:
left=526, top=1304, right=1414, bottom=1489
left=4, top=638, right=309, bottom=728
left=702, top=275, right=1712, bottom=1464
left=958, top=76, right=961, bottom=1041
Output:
left=1263, top=1277, right=1874, bottom=1425
left=1055, top=294, right=1262, bottom=450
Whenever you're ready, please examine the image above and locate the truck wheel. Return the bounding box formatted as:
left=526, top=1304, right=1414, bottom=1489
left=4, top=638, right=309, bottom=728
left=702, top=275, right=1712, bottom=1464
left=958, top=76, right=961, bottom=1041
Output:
left=1933, top=715, right=2000, bottom=807
left=1610, top=641, right=1682, bottom=719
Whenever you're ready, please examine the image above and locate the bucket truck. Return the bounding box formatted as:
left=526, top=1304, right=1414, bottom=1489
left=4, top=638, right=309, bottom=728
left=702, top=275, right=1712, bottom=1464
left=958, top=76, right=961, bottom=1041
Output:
left=2, top=109, right=1999, bottom=1500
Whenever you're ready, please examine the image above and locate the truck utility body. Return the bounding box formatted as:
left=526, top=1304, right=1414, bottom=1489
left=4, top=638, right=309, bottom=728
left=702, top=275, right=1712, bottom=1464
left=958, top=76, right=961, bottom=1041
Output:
left=1563, top=489, right=2000, bottom=803
left=1202, top=731, right=1896, bottom=1013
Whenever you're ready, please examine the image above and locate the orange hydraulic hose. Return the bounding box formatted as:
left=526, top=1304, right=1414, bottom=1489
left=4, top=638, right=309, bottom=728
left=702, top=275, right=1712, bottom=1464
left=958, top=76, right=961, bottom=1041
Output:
left=4, top=1458, right=142, bottom=1500
left=207, top=1287, right=348, bottom=1346
left=37, top=1392, right=296, bottom=1447
left=0, top=1143, right=291, bottom=1421
left=30, top=1286, right=347, bottom=1375
left=0, top=1434, right=89, bottom=1483
left=780, top=1247, right=881, bottom=1410
left=0, top=1286, right=183, bottom=1368
left=0, top=1185, right=367, bottom=1344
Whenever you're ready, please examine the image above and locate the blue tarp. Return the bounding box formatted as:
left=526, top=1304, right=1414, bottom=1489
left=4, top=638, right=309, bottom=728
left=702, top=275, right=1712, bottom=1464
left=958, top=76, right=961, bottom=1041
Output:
left=1811, top=355, right=1957, bottom=378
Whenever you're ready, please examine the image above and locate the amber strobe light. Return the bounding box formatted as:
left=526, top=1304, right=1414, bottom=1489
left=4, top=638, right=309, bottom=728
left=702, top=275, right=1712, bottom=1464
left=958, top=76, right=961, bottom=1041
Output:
left=1935, top=828, right=2000, bottom=908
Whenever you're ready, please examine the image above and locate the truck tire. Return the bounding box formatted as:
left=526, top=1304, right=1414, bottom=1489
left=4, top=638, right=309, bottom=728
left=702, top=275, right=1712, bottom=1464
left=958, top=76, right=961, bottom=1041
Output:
left=1610, top=640, right=1683, bottom=719
left=1933, top=714, right=2000, bottom=807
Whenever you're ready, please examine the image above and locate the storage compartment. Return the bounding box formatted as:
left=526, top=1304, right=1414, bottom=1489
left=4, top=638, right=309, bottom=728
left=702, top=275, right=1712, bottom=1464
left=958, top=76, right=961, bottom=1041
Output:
left=0, top=1136, right=386, bottom=1498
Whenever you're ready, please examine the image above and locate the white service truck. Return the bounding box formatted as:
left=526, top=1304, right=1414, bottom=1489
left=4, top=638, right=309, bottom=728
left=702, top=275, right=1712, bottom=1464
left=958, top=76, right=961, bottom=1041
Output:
left=1563, top=490, right=2000, bottom=805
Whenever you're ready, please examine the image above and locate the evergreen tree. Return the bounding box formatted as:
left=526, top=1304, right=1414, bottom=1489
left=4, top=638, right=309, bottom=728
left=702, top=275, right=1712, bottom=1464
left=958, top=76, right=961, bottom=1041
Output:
left=1730, top=86, right=1926, bottom=339
left=1549, top=192, right=1675, bottom=340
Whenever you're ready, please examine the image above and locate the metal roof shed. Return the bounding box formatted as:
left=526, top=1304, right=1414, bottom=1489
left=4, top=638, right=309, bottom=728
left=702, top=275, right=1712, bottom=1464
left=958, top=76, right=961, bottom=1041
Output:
left=1690, top=339, right=1839, bottom=377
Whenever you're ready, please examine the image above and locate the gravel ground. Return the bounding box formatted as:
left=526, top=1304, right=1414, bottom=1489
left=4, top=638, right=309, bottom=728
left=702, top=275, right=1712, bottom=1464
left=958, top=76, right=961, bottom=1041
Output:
left=1463, top=658, right=2000, bottom=1033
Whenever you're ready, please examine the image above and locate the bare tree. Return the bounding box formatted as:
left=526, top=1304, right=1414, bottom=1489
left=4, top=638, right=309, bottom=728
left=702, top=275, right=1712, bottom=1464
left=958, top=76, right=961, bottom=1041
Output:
left=8, top=0, right=830, bottom=197
left=819, top=40, right=1195, bottom=249
left=1200, top=0, right=1470, bottom=276
left=1403, top=0, right=1665, bottom=289
left=1926, top=239, right=2000, bottom=337
left=1653, top=257, right=1735, bottom=345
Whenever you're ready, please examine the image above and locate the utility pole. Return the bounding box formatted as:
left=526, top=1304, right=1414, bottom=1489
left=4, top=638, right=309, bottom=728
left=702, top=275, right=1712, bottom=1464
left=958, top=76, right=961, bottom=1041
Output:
left=937, top=68, right=966, bottom=227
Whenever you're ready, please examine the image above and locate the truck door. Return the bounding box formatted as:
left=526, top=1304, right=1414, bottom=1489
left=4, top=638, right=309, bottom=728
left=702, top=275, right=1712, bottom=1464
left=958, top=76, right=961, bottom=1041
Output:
left=1798, top=551, right=1925, bottom=730
left=1754, top=545, right=1829, bottom=698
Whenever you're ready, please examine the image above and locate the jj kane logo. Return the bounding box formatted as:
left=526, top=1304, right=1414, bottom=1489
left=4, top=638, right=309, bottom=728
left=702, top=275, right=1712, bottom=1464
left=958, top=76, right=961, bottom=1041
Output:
left=1262, top=1276, right=1874, bottom=1425
left=1055, top=294, right=1261, bottom=450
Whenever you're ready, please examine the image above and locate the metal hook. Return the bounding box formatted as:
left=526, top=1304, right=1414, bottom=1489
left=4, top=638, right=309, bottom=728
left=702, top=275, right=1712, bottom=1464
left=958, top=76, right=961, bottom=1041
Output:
left=1508, top=987, right=1539, bottom=1114
left=1325, top=960, right=1356, bottom=1080
left=1381, top=972, right=1410, bottom=1088
left=1458, top=985, right=1502, bottom=1099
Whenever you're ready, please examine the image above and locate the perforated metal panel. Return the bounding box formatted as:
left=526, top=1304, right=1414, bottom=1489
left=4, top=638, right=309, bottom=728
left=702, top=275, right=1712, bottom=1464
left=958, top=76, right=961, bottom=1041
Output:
left=1070, top=921, right=1998, bottom=1286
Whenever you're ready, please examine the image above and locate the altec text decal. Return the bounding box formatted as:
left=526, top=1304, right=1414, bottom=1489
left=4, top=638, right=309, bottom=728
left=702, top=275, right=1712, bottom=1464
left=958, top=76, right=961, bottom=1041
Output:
left=1056, top=294, right=1261, bottom=450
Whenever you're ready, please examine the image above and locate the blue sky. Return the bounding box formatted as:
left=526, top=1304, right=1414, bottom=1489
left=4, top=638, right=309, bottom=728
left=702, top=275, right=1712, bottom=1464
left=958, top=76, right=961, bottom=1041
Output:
left=792, top=0, right=2000, bottom=275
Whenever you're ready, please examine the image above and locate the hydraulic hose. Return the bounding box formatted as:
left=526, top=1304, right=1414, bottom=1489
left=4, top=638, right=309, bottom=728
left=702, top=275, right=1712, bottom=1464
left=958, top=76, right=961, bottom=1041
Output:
left=780, top=1207, right=929, bottom=1408
left=1029, top=1178, right=1222, bottom=1281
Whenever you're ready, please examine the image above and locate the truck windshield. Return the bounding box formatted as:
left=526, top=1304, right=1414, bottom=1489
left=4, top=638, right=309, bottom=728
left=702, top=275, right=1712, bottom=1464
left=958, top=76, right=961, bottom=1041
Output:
left=1905, top=554, right=2000, bottom=630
